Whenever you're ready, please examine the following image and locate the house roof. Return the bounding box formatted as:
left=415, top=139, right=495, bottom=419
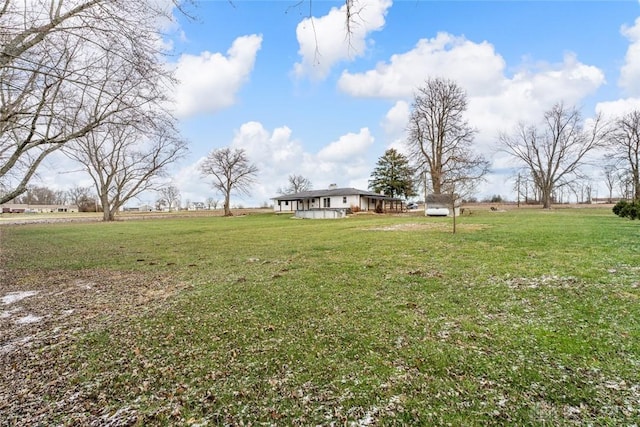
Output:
left=272, top=187, right=402, bottom=202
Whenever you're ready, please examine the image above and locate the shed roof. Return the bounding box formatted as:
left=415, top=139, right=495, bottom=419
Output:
left=426, top=193, right=461, bottom=206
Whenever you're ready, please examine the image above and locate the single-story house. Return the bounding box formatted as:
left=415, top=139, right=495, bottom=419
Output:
left=0, top=203, right=79, bottom=213
left=425, top=193, right=460, bottom=217
left=122, top=204, right=154, bottom=212
left=272, top=185, right=404, bottom=218
left=187, top=202, right=207, bottom=211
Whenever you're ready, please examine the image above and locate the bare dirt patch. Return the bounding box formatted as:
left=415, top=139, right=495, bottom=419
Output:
left=0, top=268, right=190, bottom=425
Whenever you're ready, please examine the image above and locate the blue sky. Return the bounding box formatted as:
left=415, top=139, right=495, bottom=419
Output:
left=45, top=0, right=640, bottom=206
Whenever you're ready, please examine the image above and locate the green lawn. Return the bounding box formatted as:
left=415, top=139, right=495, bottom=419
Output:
left=1, top=208, right=639, bottom=425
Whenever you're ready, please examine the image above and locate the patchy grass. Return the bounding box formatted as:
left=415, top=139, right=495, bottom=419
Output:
left=1, top=208, right=639, bottom=425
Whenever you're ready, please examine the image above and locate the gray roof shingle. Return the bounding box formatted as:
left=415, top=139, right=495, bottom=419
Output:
left=272, top=187, right=402, bottom=201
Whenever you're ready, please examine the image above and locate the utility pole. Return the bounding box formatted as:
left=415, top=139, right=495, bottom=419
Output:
left=423, top=170, right=428, bottom=215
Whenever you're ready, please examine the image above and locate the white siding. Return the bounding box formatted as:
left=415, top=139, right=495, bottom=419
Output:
left=273, top=200, right=296, bottom=212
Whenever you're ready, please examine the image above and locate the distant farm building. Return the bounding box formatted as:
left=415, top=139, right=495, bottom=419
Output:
left=0, top=203, right=78, bottom=214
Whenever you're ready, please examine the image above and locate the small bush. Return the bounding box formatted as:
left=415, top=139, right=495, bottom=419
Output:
left=612, top=200, right=628, bottom=216
left=624, top=203, right=639, bottom=220
left=613, top=200, right=640, bottom=220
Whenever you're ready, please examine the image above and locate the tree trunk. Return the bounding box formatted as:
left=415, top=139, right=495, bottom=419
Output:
left=223, top=194, right=232, bottom=216
left=100, top=193, right=115, bottom=221
left=102, top=207, right=112, bottom=221
left=541, top=187, right=552, bottom=209
left=431, top=171, right=441, bottom=194
left=102, top=207, right=116, bottom=221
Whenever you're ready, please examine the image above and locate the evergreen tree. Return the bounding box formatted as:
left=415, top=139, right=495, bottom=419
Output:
left=369, top=149, right=416, bottom=199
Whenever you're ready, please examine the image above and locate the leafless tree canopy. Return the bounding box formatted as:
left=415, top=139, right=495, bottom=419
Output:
left=279, top=174, right=312, bottom=195
left=14, top=185, right=65, bottom=205
left=66, top=185, right=96, bottom=211
left=617, top=169, right=634, bottom=200
left=67, top=118, right=186, bottom=221
left=157, top=185, right=182, bottom=212
left=200, top=147, right=258, bottom=216
left=606, top=110, right=640, bottom=201
left=499, top=103, right=608, bottom=208
left=405, top=78, right=489, bottom=197
left=0, top=0, right=184, bottom=204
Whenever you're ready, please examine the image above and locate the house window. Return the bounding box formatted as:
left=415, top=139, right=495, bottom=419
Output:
left=343, top=196, right=347, bottom=204
left=323, top=197, right=331, bottom=208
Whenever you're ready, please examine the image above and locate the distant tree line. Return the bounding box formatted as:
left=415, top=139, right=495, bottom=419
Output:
left=8, top=185, right=98, bottom=212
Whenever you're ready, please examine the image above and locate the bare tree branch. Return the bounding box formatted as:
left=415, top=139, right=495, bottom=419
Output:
left=0, top=0, right=187, bottom=204
left=278, top=174, right=313, bottom=195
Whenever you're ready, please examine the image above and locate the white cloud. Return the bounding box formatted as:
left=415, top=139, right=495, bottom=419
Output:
left=293, top=0, right=392, bottom=80
left=381, top=100, right=409, bottom=136
left=339, top=33, right=605, bottom=155
left=173, top=35, right=262, bottom=118
left=338, top=32, right=506, bottom=98
left=619, top=17, right=640, bottom=95
left=339, top=34, right=603, bottom=112
left=522, top=54, right=606, bottom=108
left=317, top=128, right=375, bottom=161
left=230, top=122, right=308, bottom=204
left=468, top=53, right=605, bottom=147
left=596, top=97, right=640, bottom=117
left=380, top=101, right=410, bottom=153
left=231, top=121, right=303, bottom=165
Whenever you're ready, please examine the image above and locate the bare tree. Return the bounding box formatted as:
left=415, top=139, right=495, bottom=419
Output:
left=199, top=148, right=258, bottom=217
left=278, top=174, right=313, bottom=195
left=0, top=0, right=185, bottom=204
left=406, top=78, right=489, bottom=197
left=205, top=197, right=219, bottom=210
left=66, top=118, right=187, bottom=221
left=606, top=110, right=640, bottom=201
left=499, top=103, right=608, bottom=209
left=16, top=186, right=60, bottom=205
left=157, top=185, right=181, bottom=212
left=66, top=185, right=96, bottom=211
left=55, top=189, right=68, bottom=205
left=617, top=169, right=633, bottom=200
left=602, top=164, right=617, bottom=203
